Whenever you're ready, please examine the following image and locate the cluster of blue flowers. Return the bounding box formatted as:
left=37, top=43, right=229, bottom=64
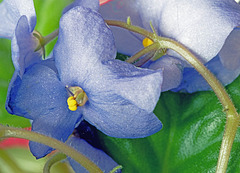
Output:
left=1, top=0, right=240, bottom=172
left=101, top=0, right=240, bottom=92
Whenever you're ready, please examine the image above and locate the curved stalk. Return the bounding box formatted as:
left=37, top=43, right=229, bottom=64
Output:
left=157, top=38, right=240, bottom=173
left=0, top=126, right=102, bottom=173
left=157, top=38, right=237, bottom=115
left=215, top=114, right=239, bottom=172
left=43, top=152, right=67, bottom=173
left=105, top=20, right=240, bottom=173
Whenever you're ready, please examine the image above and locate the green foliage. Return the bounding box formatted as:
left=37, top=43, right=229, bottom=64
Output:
left=98, top=74, right=240, bottom=173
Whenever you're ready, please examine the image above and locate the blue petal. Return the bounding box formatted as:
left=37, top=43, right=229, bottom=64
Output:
left=62, top=0, right=99, bottom=15
left=11, top=15, right=42, bottom=77
left=99, top=0, right=145, bottom=55
left=83, top=101, right=162, bottom=138
left=173, top=55, right=240, bottom=93
left=67, top=137, right=121, bottom=173
left=0, top=0, right=36, bottom=39
left=143, top=55, right=183, bottom=91
left=6, top=60, right=74, bottom=120
left=6, top=60, right=82, bottom=158
left=84, top=60, right=163, bottom=113
left=156, top=0, right=240, bottom=63
left=54, top=6, right=116, bottom=85
left=29, top=107, right=82, bottom=159
left=219, top=27, right=240, bottom=70
left=5, top=70, right=21, bottom=114
left=6, top=58, right=58, bottom=114
left=82, top=60, right=163, bottom=138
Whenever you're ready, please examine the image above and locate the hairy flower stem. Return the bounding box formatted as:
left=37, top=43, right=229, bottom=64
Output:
left=105, top=20, right=240, bottom=173
left=0, top=126, right=102, bottom=173
left=216, top=114, right=239, bottom=173
left=158, top=38, right=239, bottom=173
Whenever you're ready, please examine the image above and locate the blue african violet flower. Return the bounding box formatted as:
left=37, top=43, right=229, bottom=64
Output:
left=0, top=0, right=42, bottom=77
left=67, top=137, right=121, bottom=173
left=100, top=0, right=240, bottom=92
left=0, top=0, right=87, bottom=77
left=6, top=6, right=163, bottom=158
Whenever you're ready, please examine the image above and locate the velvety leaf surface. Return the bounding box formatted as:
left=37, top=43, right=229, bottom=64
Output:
left=98, top=73, right=240, bottom=173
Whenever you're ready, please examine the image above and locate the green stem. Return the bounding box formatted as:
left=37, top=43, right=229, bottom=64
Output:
left=0, top=149, right=24, bottom=173
left=33, top=29, right=59, bottom=58
left=43, top=29, right=59, bottom=45
left=0, top=126, right=102, bottom=173
left=126, top=42, right=159, bottom=63
left=134, top=51, right=155, bottom=67
left=43, top=152, right=67, bottom=173
left=215, top=114, right=239, bottom=173
left=105, top=20, right=155, bottom=41
left=158, top=38, right=236, bottom=113
left=105, top=20, right=240, bottom=173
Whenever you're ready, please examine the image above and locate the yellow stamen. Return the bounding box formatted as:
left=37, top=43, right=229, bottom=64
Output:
left=67, top=96, right=78, bottom=111
left=142, top=37, right=153, bottom=47
left=69, top=105, right=78, bottom=111
left=66, top=86, right=88, bottom=111
left=67, top=96, right=75, bottom=103
left=68, top=98, right=77, bottom=107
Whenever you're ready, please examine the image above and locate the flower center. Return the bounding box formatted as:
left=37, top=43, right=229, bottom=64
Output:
left=66, top=86, right=88, bottom=111
left=142, top=37, right=153, bottom=47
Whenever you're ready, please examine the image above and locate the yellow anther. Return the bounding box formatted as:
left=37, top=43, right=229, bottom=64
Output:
left=69, top=105, right=78, bottom=111
left=68, top=99, right=77, bottom=107
left=142, top=37, right=153, bottom=47
left=67, top=96, right=78, bottom=111
left=67, top=96, right=75, bottom=103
